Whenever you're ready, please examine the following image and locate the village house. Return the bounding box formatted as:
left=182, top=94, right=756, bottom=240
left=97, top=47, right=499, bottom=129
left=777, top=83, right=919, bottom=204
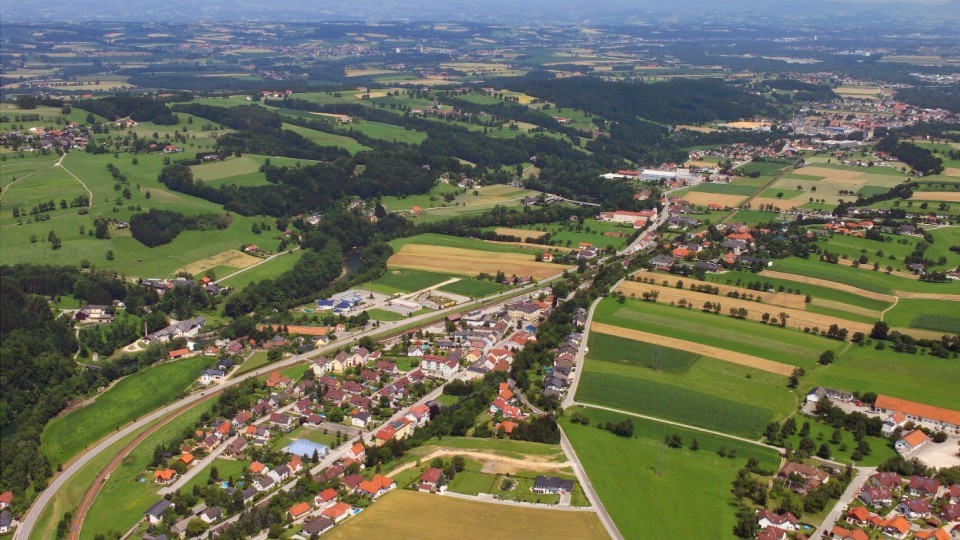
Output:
left=757, top=509, right=798, bottom=532
left=532, top=476, right=574, bottom=495
left=777, top=462, right=830, bottom=494
left=321, top=502, right=354, bottom=524
left=143, top=499, right=174, bottom=524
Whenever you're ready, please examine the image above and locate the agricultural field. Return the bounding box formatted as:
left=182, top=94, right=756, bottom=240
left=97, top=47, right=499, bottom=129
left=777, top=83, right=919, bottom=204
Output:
left=490, top=218, right=633, bottom=251
left=578, top=333, right=796, bottom=438
left=883, top=298, right=960, bottom=333
left=593, top=297, right=841, bottom=370
left=389, top=243, right=562, bottom=280
left=81, top=401, right=216, bottom=540
left=361, top=268, right=456, bottom=295
left=768, top=161, right=910, bottom=209
left=344, top=120, right=427, bottom=144
left=437, top=277, right=507, bottom=298
left=41, top=356, right=210, bottom=468
left=771, top=257, right=959, bottom=295
left=562, top=408, right=781, bottom=540
left=324, top=490, right=607, bottom=540
left=233, top=351, right=270, bottom=376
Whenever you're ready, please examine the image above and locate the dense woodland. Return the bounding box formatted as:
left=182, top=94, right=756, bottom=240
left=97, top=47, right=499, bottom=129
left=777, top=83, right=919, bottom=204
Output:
left=76, top=94, right=179, bottom=125
left=130, top=209, right=232, bottom=247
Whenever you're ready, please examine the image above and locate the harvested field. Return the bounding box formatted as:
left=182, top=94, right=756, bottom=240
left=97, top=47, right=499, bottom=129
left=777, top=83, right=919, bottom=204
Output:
left=494, top=227, right=547, bottom=241
left=627, top=272, right=808, bottom=308
left=894, top=291, right=960, bottom=301
left=180, top=250, right=261, bottom=275
left=681, top=192, right=747, bottom=207
left=615, top=281, right=876, bottom=335
left=760, top=270, right=896, bottom=302
left=910, top=191, right=960, bottom=202
left=810, top=298, right=881, bottom=319
left=943, top=167, right=960, bottom=177
left=388, top=244, right=563, bottom=280
left=795, top=166, right=867, bottom=183
left=591, top=322, right=795, bottom=376
left=833, top=257, right=918, bottom=279
left=325, top=490, right=607, bottom=540
left=724, top=121, right=770, bottom=130
left=357, top=91, right=388, bottom=99
left=750, top=197, right=804, bottom=210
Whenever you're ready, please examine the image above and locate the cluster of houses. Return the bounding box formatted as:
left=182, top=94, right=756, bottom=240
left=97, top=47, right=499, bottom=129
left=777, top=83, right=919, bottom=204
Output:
left=74, top=303, right=121, bottom=324
left=489, top=381, right=525, bottom=433
left=649, top=221, right=771, bottom=274
left=831, top=472, right=960, bottom=540
left=0, top=123, right=90, bottom=152
left=542, top=320, right=586, bottom=400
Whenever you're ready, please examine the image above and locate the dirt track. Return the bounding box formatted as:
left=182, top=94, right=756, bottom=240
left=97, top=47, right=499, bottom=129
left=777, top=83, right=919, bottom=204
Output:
left=387, top=449, right=572, bottom=477
left=590, top=322, right=796, bottom=376
left=760, top=270, right=897, bottom=302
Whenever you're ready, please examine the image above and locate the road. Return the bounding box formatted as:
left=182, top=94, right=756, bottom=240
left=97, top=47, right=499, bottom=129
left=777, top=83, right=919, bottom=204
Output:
left=158, top=435, right=235, bottom=495
left=562, top=292, right=605, bottom=409
left=559, top=430, right=624, bottom=540
left=816, top=466, right=874, bottom=539
left=16, top=274, right=562, bottom=540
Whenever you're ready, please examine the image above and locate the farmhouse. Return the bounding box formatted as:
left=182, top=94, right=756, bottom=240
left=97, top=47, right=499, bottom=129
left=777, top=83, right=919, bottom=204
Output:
left=74, top=305, right=114, bottom=324
left=145, top=317, right=205, bottom=343
left=805, top=386, right=853, bottom=404
left=532, top=476, right=574, bottom=495
left=873, top=395, right=960, bottom=431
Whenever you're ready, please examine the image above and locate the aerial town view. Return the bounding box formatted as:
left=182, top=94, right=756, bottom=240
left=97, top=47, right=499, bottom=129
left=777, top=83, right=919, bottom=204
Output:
left=0, top=0, right=958, bottom=538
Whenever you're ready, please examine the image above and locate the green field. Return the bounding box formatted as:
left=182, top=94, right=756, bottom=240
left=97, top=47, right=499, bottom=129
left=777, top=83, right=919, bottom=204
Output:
left=233, top=351, right=270, bottom=376
left=179, top=457, right=250, bottom=493
left=586, top=333, right=699, bottom=373
left=562, top=408, right=781, bottom=539
left=81, top=401, right=216, bottom=540
left=594, top=298, right=837, bottom=368
left=437, top=278, right=507, bottom=298
left=926, top=227, right=960, bottom=270
left=0, top=151, right=272, bottom=278
left=737, top=161, right=791, bottom=177
left=709, top=270, right=892, bottom=313
left=772, top=257, right=959, bottom=295
left=29, top=426, right=149, bottom=540
left=219, top=250, right=305, bottom=288
left=498, top=218, right=633, bottom=251
left=345, top=120, right=427, bottom=144
left=726, top=210, right=782, bottom=225
left=448, top=470, right=498, bottom=495
left=41, top=356, right=209, bottom=468
left=365, top=308, right=409, bottom=321
left=811, top=343, right=960, bottom=409
left=883, top=298, right=960, bottom=333
left=281, top=123, right=371, bottom=154
left=381, top=184, right=540, bottom=223
left=362, top=268, right=455, bottom=295
left=760, top=188, right=804, bottom=200
left=389, top=233, right=537, bottom=255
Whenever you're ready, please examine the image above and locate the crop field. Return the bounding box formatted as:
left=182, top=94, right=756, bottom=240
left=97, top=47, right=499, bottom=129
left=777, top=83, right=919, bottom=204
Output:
left=586, top=333, right=700, bottom=373
left=882, top=298, right=960, bottom=333
left=689, top=182, right=758, bottom=196
left=615, top=279, right=877, bottom=336
left=324, top=490, right=607, bottom=540
left=680, top=190, right=747, bottom=208
left=562, top=409, right=781, bottom=540
left=81, top=401, right=216, bottom=540
left=189, top=155, right=263, bottom=182
left=345, top=120, right=427, bottom=144
left=771, top=257, right=959, bottom=295
left=389, top=243, right=562, bottom=280
left=390, top=233, right=544, bottom=255
left=41, top=356, right=209, bottom=468
left=593, top=297, right=840, bottom=369
left=580, top=336, right=795, bottom=437
left=770, top=164, right=909, bottom=206
left=383, top=184, right=541, bottom=222
left=361, top=268, right=456, bottom=294
left=493, top=227, right=546, bottom=241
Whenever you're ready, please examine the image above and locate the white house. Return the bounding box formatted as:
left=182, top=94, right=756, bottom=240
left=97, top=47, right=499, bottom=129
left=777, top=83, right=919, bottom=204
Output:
left=199, top=369, right=225, bottom=385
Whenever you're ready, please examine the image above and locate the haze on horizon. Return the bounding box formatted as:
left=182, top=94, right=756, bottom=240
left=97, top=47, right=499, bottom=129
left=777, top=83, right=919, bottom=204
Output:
left=1, top=0, right=958, bottom=25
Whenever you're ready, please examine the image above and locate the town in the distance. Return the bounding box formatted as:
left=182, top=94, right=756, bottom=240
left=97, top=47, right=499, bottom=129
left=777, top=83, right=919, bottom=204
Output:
left=0, top=5, right=959, bottom=540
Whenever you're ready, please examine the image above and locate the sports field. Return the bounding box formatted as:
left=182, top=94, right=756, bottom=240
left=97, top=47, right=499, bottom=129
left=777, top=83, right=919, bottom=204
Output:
left=562, top=409, right=781, bottom=540
left=324, top=490, right=608, bottom=540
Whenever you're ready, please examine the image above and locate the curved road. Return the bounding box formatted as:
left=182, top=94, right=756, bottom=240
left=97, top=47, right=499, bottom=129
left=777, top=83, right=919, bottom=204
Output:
left=16, top=272, right=565, bottom=540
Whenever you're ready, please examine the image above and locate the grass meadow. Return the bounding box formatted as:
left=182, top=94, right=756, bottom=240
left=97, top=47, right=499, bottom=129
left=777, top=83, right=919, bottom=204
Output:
left=562, top=408, right=780, bottom=540
left=41, top=356, right=209, bottom=468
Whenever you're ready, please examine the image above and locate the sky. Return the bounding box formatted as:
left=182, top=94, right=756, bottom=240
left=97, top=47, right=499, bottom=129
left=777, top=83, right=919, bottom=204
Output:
left=1, top=0, right=956, bottom=23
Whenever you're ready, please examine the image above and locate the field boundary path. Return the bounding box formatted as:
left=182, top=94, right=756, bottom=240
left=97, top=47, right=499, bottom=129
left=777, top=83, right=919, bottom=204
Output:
left=591, top=322, right=796, bottom=376
left=894, top=291, right=960, bottom=301
left=386, top=449, right=572, bottom=478
left=719, top=158, right=795, bottom=225
left=760, top=270, right=897, bottom=302
left=56, top=154, right=94, bottom=206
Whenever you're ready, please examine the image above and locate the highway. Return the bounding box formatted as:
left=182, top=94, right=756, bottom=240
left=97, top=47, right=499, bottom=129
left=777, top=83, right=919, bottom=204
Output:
left=15, top=274, right=561, bottom=540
